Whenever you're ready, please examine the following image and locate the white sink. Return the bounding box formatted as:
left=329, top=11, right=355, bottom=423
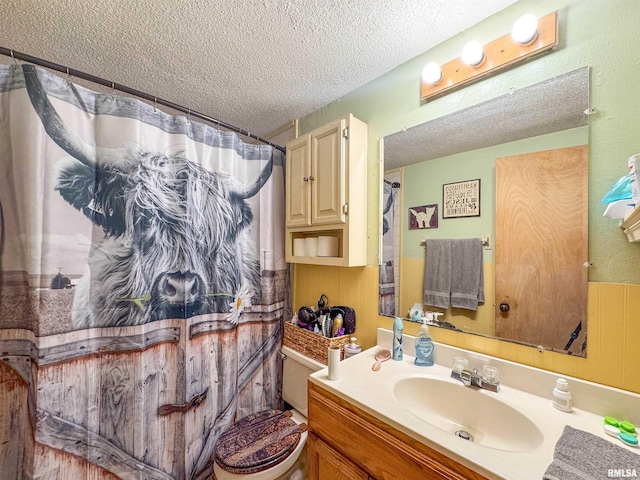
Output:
left=393, top=375, right=544, bottom=452
left=310, top=332, right=640, bottom=479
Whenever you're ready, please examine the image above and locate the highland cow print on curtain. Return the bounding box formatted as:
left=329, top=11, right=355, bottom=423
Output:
left=0, top=64, right=286, bottom=480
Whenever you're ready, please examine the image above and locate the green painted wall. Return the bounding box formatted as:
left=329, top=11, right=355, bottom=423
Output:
left=299, top=0, right=640, bottom=283
left=402, top=126, right=588, bottom=260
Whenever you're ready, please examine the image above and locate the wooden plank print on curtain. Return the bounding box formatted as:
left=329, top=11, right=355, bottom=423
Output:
left=0, top=64, right=286, bottom=480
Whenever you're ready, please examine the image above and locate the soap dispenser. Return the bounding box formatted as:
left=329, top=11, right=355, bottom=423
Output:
left=414, top=317, right=434, bottom=367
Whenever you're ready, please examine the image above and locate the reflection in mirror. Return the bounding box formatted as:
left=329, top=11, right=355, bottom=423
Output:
left=380, top=67, right=590, bottom=357
left=380, top=175, right=401, bottom=316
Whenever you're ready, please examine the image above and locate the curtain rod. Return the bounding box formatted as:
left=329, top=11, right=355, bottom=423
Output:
left=0, top=47, right=286, bottom=154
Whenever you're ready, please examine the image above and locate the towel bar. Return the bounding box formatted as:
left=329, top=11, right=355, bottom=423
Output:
left=421, top=235, right=491, bottom=250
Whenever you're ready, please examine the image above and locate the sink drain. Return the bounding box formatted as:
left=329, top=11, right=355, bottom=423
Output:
left=455, top=430, right=474, bottom=442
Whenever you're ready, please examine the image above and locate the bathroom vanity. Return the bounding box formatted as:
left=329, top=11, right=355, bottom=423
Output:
left=308, top=382, right=487, bottom=479
left=307, top=329, right=640, bottom=480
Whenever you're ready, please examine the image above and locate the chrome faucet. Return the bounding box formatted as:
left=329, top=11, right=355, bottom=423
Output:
left=451, top=362, right=500, bottom=393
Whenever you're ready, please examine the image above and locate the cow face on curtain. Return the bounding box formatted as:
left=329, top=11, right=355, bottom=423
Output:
left=4, top=65, right=284, bottom=331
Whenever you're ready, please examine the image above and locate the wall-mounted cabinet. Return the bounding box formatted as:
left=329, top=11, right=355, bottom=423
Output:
left=285, top=114, right=367, bottom=266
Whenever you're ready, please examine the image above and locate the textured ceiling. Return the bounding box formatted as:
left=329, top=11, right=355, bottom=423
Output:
left=0, top=0, right=517, bottom=140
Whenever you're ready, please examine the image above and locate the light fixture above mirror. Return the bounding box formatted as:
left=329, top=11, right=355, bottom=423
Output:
left=420, top=11, right=558, bottom=101
left=460, top=40, right=485, bottom=67
left=511, top=13, right=539, bottom=45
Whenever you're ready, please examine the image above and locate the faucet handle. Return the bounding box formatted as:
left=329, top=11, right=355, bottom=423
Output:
left=482, top=365, right=500, bottom=384
left=453, top=356, right=468, bottom=373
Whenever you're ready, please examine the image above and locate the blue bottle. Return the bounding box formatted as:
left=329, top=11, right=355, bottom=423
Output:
left=392, top=316, right=403, bottom=360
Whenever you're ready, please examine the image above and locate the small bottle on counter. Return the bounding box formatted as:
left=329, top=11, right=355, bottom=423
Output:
left=344, top=337, right=361, bottom=358
left=392, top=316, right=403, bottom=361
left=552, top=378, right=573, bottom=412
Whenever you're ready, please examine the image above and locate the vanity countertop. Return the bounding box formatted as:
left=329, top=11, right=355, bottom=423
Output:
left=308, top=330, right=640, bottom=480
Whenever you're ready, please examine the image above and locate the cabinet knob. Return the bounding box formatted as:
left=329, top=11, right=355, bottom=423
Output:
left=499, top=303, right=510, bottom=313
left=303, top=176, right=309, bottom=182
left=308, top=175, right=315, bottom=181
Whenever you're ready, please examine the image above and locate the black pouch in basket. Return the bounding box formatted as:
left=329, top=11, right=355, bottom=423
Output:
left=297, top=306, right=317, bottom=330
left=329, top=306, right=356, bottom=334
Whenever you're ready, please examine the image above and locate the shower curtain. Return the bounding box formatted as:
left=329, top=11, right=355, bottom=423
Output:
left=379, top=176, right=400, bottom=316
left=0, top=64, right=286, bottom=479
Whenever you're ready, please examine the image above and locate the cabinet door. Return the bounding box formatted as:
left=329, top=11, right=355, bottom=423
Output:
left=308, top=433, right=369, bottom=480
left=311, top=119, right=346, bottom=225
left=286, top=136, right=312, bottom=227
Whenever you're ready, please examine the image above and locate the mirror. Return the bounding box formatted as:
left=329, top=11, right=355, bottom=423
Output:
left=380, top=67, right=590, bottom=356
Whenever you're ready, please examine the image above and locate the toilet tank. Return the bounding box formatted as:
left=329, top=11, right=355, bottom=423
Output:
left=281, top=345, right=324, bottom=418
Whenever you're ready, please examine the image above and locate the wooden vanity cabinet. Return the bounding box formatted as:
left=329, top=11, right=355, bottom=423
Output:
left=285, top=114, right=367, bottom=267
left=308, top=433, right=370, bottom=480
left=307, top=382, right=489, bottom=480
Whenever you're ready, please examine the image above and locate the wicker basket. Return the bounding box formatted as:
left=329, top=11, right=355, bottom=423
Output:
left=283, top=321, right=350, bottom=365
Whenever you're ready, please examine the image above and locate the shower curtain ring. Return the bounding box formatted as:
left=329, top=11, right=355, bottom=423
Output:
left=187, top=108, right=191, bottom=124
left=65, top=67, right=71, bottom=84
left=153, top=97, right=157, bottom=113
left=10, top=50, right=18, bottom=71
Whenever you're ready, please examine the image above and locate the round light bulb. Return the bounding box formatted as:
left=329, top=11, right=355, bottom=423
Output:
left=461, top=41, right=485, bottom=67
left=512, top=14, right=538, bottom=44
left=422, top=62, right=442, bottom=85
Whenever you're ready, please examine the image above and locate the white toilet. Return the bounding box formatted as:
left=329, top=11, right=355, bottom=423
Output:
left=213, top=345, right=324, bottom=480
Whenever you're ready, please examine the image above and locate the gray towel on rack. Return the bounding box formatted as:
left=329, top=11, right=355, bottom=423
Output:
left=450, top=238, right=484, bottom=311
left=423, top=239, right=451, bottom=309
left=543, top=425, right=640, bottom=480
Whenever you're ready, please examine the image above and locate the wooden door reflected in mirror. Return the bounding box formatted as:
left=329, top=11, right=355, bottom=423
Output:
left=495, top=146, right=588, bottom=354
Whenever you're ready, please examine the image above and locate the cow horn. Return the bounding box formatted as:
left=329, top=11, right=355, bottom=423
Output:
left=23, top=65, right=121, bottom=167
left=231, top=153, right=274, bottom=199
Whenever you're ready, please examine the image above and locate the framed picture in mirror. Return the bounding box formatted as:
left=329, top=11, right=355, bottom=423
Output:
left=408, top=204, right=438, bottom=229
left=443, top=179, right=480, bottom=218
